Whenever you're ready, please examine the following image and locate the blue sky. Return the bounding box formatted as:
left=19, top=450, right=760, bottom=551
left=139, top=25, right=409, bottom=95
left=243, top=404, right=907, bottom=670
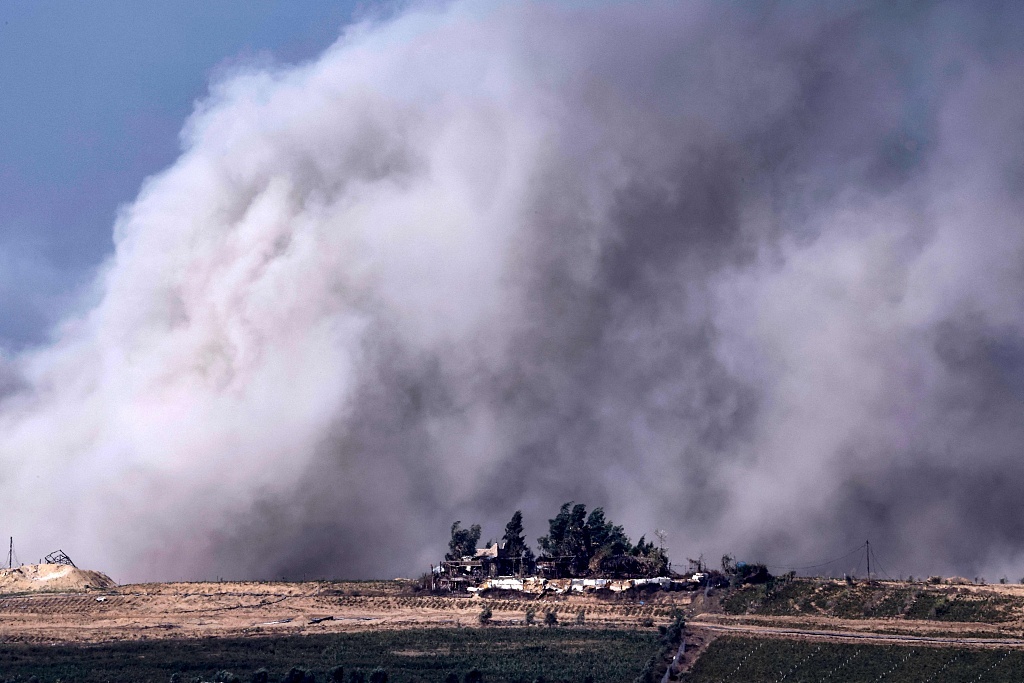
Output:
left=0, top=1, right=376, bottom=349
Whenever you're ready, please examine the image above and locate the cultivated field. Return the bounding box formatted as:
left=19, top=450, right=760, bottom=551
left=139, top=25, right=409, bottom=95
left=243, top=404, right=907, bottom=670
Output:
left=0, top=579, right=689, bottom=645
left=682, top=636, right=1023, bottom=682
left=0, top=627, right=663, bottom=683
left=7, top=577, right=1024, bottom=681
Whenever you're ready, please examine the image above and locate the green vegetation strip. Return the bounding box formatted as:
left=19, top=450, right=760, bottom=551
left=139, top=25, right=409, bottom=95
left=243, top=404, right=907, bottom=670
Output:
left=0, top=627, right=661, bottom=683
left=721, top=578, right=1022, bottom=622
left=683, top=636, right=1022, bottom=682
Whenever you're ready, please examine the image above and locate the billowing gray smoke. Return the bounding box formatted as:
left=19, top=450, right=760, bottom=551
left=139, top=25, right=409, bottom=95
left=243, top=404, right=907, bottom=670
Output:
left=3, top=1, right=1024, bottom=582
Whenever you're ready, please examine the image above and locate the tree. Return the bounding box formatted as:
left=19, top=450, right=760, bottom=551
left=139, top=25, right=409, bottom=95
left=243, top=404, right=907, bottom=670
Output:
left=502, top=510, right=527, bottom=558
left=538, top=502, right=584, bottom=557
left=369, top=669, right=387, bottom=683
left=464, top=669, right=483, bottom=683
left=447, top=521, right=482, bottom=560
left=539, top=502, right=641, bottom=575
left=630, top=535, right=669, bottom=576
left=585, top=508, right=630, bottom=555
left=538, top=502, right=590, bottom=573
left=524, top=606, right=536, bottom=625
left=544, top=609, right=558, bottom=626
left=478, top=604, right=493, bottom=625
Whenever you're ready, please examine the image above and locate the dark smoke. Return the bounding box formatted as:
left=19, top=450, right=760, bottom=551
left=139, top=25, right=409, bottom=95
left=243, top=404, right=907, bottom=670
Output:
left=3, top=1, right=1024, bottom=582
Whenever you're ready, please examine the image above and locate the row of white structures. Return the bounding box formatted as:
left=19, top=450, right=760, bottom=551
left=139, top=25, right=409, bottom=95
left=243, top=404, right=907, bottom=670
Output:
left=467, top=574, right=705, bottom=594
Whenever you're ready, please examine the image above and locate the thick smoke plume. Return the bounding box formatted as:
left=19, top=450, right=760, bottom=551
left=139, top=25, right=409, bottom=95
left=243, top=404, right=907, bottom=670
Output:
left=3, top=1, right=1024, bottom=581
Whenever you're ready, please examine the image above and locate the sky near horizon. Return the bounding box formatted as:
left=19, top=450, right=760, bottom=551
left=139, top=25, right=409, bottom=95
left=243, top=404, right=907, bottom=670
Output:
left=0, top=2, right=370, bottom=350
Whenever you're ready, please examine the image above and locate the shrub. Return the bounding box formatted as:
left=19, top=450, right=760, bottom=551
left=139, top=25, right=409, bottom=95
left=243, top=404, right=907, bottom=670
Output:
left=445, top=674, right=459, bottom=683
left=479, top=605, right=493, bottom=625
left=634, top=656, right=657, bottom=683
left=348, top=671, right=365, bottom=683
left=661, top=613, right=685, bottom=647
left=641, top=617, right=655, bottom=628
left=544, top=610, right=558, bottom=627
left=369, top=668, right=387, bottom=683
left=464, top=669, right=483, bottom=683
left=282, top=668, right=307, bottom=683
left=251, top=670, right=270, bottom=683
left=329, top=667, right=345, bottom=683
left=525, top=606, right=536, bottom=625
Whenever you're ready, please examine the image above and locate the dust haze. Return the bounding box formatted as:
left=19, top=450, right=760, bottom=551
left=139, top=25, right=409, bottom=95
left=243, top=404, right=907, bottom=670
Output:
left=2, top=1, right=1024, bottom=582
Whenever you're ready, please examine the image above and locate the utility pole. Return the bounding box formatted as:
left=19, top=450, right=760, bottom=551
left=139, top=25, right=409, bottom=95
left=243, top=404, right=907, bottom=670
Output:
left=866, top=540, right=871, bottom=581
left=7, top=537, right=11, bottom=569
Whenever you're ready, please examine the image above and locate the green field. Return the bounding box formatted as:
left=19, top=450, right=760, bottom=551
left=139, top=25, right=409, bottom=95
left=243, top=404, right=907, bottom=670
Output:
left=682, top=636, right=1022, bottom=682
left=0, top=627, right=662, bottom=683
left=720, top=578, right=1022, bottom=622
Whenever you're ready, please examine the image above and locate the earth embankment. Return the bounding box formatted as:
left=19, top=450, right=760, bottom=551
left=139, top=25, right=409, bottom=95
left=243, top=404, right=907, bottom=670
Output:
left=0, top=564, right=115, bottom=593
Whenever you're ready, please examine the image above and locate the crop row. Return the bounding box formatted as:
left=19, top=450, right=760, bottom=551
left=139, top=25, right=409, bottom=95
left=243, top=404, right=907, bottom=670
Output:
left=327, top=596, right=676, bottom=618
left=684, top=636, right=1024, bottom=682
left=721, top=578, right=1023, bottom=622
left=0, top=626, right=662, bottom=683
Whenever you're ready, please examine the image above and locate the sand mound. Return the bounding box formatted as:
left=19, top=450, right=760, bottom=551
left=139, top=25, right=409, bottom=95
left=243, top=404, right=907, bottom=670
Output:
left=0, top=563, right=116, bottom=593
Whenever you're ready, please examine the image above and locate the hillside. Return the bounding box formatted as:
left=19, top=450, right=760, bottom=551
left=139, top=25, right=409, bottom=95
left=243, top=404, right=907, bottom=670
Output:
left=717, top=576, right=1024, bottom=625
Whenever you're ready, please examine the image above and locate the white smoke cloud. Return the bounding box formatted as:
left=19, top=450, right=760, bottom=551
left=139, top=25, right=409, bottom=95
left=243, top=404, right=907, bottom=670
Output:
left=2, top=0, right=1024, bottom=581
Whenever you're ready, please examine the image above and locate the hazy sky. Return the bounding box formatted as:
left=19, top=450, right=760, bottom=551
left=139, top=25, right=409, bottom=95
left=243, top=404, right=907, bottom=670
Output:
left=2, top=1, right=1024, bottom=583
left=0, top=1, right=369, bottom=348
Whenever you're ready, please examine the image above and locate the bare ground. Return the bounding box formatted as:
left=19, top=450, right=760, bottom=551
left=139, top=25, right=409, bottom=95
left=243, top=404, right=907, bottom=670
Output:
left=6, top=578, right=1024, bottom=656
left=0, top=580, right=692, bottom=644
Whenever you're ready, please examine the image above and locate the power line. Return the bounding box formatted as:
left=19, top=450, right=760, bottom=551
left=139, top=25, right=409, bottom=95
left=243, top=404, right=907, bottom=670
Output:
left=869, top=544, right=895, bottom=581
left=763, top=542, right=868, bottom=572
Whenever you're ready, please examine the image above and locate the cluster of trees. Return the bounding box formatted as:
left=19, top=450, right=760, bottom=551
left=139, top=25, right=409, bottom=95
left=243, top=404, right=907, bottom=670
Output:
left=537, top=503, right=668, bottom=577
left=447, top=502, right=669, bottom=577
